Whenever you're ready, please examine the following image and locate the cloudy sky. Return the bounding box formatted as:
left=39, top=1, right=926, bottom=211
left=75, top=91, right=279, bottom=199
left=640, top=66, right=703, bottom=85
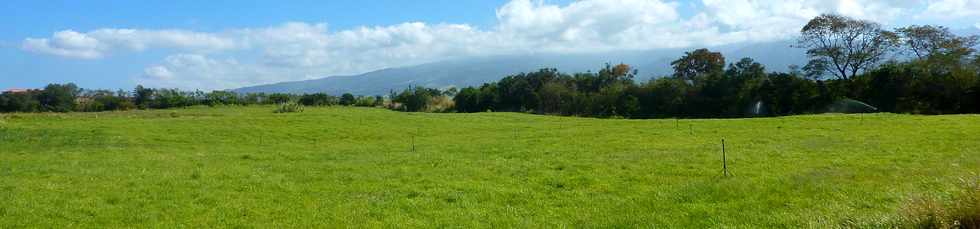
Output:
left=2, top=0, right=979, bottom=91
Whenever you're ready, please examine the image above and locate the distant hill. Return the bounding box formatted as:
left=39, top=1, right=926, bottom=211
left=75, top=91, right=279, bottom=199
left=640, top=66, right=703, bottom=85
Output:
left=234, top=40, right=807, bottom=95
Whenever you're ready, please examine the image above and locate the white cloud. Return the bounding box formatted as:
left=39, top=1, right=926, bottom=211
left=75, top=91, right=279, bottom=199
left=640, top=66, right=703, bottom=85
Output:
left=238, top=21, right=498, bottom=70
left=139, top=54, right=252, bottom=90
left=495, top=0, right=684, bottom=51
left=23, top=29, right=234, bottom=59
left=697, top=0, right=920, bottom=43
left=133, top=22, right=502, bottom=90
left=23, top=30, right=104, bottom=59
left=21, top=0, right=976, bottom=90
left=143, top=66, right=174, bottom=80
left=87, top=29, right=236, bottom=51
left=920, top=0, right=980, bottom=19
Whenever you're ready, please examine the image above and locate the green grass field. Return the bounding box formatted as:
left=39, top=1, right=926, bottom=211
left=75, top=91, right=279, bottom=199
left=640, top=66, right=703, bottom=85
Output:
left=1, top=106, right=978, bottom=227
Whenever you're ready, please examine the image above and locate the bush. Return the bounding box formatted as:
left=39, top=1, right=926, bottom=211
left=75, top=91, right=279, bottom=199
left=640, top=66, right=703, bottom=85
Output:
left=354, top=96, right=377, bottom=107
left=391, top=86, right=440, bottom=112
left=77, top=90, right=135, bottom=112
left=273, top=102, right=304, bottom=113
left=950, top=177, right=980, bottom=228
left=298, top=93, right=337, bottom=106
left=900, top=176, right=980, bottom=228
left=427, top=95, right=455, bottom=112
left=0, top=91, right=41, bottom=112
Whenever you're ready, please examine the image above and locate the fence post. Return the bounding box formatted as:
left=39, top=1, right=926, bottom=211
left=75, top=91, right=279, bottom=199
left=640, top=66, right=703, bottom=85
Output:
left=722, top=139, right=728, bottom=177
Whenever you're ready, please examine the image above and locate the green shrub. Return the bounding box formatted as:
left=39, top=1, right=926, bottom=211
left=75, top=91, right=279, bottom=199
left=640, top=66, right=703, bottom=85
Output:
left=273, top=102, right=304, bottom=113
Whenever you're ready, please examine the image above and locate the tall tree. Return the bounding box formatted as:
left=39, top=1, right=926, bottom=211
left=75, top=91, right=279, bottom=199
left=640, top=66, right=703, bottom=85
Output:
left=727, top=58, right=766, bottom=79
left=133, top=85, right=154, bottom=109
left=37, top=83, right=80, bottom=112
left=671, top=48, right=725, bottom=84
left=453, top=87, right=483, bottom=113
left=537, top=81, right=572, bottom=114
left=597, top=63, right=637, bottom=88
left=797, top=14, right=898, bottom=80
left=896, top=25, right=979, bottom=60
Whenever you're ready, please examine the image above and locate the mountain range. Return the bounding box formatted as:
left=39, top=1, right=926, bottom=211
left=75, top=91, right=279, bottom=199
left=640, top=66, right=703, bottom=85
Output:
left=233, top=40, right=810, bottom=95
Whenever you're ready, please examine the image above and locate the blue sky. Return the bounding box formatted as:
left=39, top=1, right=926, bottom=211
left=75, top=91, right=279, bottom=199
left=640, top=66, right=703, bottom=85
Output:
left=2, top=0, right=978, bottom=91
left=1, top=0, right=531, bottom=90
left=1, top=1, right=528, bottom=37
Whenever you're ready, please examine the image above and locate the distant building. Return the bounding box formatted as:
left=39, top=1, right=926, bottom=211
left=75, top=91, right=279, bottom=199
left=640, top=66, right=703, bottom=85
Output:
left=3, top=88, right=30, bottom=93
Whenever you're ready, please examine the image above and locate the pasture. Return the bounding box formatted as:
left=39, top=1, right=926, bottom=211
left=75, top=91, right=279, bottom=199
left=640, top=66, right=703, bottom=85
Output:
left=0, top=106, right=977, bottom=227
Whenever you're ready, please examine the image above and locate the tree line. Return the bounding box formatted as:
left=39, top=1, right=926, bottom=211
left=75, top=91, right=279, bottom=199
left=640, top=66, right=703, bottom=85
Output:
left=446, top=14, right=980, bottom=118
left=0, top=84, right=385, bottom=113
left=3, top=14, right=979, bottom=117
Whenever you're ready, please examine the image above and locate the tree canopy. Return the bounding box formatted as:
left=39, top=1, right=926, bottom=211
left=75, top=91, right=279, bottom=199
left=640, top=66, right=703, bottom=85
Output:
left=798, top=14, right=899, bottom=80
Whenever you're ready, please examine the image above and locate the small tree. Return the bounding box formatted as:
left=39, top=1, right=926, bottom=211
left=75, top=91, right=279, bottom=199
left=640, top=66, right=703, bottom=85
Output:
left=339, top=93, right=356, bottom=106
left=373, top=95, right=385, bottom=107
left=393, top=86, right=436, bottom=112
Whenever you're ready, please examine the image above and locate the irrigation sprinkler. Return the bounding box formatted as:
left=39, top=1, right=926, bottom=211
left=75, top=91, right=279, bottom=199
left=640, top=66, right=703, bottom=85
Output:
left=689, top=124, right=693, bottom=135
left=411, top=135, right=416, bottom=153
left=722, top=139, right=728, bottom=177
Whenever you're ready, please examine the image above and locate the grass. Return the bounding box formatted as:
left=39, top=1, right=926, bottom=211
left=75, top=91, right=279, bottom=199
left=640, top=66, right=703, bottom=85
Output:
left=899, top=176, right=980, bottom=228
left=0, top=106, right=978, bottom=227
